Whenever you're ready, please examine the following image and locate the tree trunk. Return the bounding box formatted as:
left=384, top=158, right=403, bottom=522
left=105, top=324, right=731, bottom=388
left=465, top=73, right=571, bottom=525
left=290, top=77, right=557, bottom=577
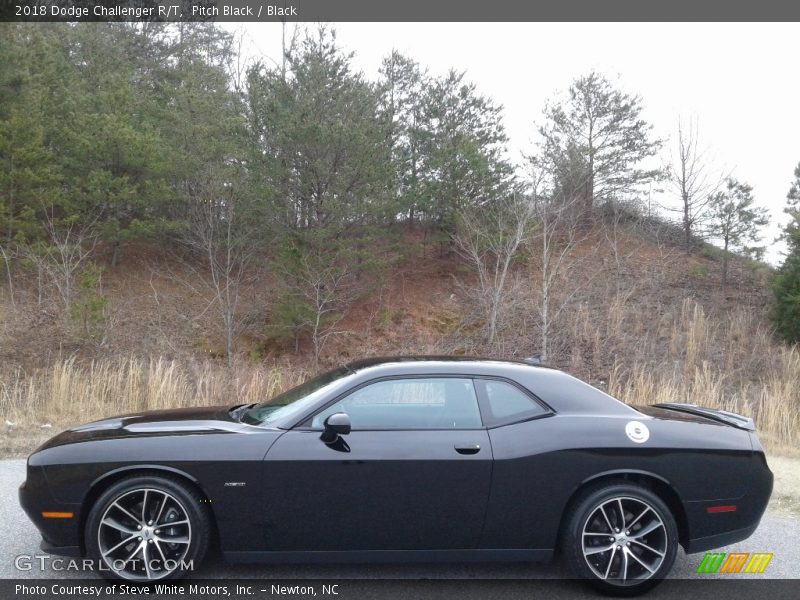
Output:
left=225, top=310, right=234, bottom=369
left=0, top=245, right=15, bottom=309
left=722, top=238, right=729, bottom=287
left=487, top=292, right=499, bottom=345
left=541, top=292, right=549, bottom=363
left=586, top=121, right=595, bottom=215
left=541, top=252, right=550, bottom=362
left=683, top=192, right=691, bottom=254
left=111, top=242, right=121, bottom=268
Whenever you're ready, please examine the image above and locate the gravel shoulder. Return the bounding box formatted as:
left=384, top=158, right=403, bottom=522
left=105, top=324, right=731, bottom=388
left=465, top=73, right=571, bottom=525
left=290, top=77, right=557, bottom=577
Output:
left=768, top=455, right=800, bottom=517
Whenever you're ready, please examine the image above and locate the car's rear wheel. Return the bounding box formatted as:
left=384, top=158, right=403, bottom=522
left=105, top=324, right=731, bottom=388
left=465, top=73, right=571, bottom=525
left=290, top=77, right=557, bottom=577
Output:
left=85, top=475, right=210, bottom=581
left=562, top=483, right=678, bottom=596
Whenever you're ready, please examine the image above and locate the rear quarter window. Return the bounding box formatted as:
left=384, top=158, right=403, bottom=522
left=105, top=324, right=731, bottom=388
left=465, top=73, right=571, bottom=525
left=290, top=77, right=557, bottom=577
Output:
left=476, top=379, right=549, bottom=427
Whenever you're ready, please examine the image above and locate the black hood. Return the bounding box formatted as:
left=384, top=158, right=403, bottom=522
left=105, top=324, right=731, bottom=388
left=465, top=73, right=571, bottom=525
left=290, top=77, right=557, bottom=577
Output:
left=35, top=405, right=248, bottom=450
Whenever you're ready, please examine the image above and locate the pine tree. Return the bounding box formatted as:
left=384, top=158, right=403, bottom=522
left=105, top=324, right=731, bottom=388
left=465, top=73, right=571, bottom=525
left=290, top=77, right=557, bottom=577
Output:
left=539, top=71, right=662, bottom=215
left=770, top=163, right=800, bottom=342
left=706, top=178, right=768, bottom=287
left=246, top=26, right=391, bottom=236
left=420, top=69, right=514, bottom=246
left=0, top=25, right=64, bottom=243
left=378, top=51, right=428, bottom=224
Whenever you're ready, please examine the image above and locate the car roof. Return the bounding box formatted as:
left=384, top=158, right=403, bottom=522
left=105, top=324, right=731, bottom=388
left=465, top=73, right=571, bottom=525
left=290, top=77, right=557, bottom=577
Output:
left=346, top=355, right=552, bottom=372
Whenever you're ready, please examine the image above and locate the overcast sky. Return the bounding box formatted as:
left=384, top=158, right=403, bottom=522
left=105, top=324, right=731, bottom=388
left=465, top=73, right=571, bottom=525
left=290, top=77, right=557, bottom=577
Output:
left=232, top=22, right=799, bottom=264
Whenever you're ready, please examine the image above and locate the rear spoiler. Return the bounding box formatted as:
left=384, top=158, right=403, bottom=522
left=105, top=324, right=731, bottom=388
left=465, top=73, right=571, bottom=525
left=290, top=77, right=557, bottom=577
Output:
left=653, top=403, right=755, bottom=431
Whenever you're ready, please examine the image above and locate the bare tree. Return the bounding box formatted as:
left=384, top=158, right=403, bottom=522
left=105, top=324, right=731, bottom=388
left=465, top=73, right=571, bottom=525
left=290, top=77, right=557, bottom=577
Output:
left=302, top=261, right=353, bottom=369
left=277, top=249, right=358, bottom=369
left=0, top=243, right=16, bottom=309
left=23, top=211, right=98, bottom=317
left=600, top=198, right=644, bottom=296
left=528, top=160, right=589, bottom=362
left=178, top=173, right=262, bottom=368
left=663, top=117, right=723, bottom=253
left=453, top=192, right=534, bottom=345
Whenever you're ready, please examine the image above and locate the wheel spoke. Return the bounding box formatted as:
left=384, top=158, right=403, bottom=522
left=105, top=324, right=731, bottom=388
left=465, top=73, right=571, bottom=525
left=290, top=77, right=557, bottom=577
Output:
left=142, top=490, right=149, bottom=522
left=159, top=519, right=189, bottom=528
left=102, top=534, right=137, bottom=556
left=153, top=539, right=168, bottom=565
left=154, top=493, right=167, bottom=525
left=617, top=499, right=626, bottom=529
left=585, top=543, right=615, bottom=556
left=626, top=547, right=656, bottom=574
left=101, top=517, right=136, bottom=535
left=122, top=542, right=143, bottom=566
left=113, top=501, right=142, bottom=525
left=620, top=546, right=629, bottom=581
left=631, top=518, right=663, bottom=539
left=599, top=505, right=614, bottom=532
left=627, top=506, right=650, bottom=530
left=142, top=543, right=152, bottom=579
left=157, top=535, right=190, bottom=544
left=631, top=539, right=665, bottom=557
left=603, top=545, right=618, bottom=579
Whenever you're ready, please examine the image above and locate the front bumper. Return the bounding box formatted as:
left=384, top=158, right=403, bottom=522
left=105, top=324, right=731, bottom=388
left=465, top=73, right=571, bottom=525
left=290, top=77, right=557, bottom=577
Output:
left=19, top=471, right=83, bottom=556
left=40, top=538, right=82, bottom=558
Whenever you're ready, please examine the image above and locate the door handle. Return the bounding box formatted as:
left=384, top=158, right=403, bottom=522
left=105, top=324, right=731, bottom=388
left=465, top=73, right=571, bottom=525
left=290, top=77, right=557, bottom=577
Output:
left=454, top=444, right=481, bottom=455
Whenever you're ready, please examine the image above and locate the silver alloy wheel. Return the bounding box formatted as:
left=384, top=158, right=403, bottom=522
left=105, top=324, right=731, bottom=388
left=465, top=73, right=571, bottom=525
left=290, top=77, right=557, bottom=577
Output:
left=581, top=496, right=668, bottom=584
left=97, top=488, right=192, bottom=580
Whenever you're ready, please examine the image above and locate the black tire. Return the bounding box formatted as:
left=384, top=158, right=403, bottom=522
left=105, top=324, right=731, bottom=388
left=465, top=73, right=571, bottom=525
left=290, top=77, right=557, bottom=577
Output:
left=85, top=474, right=210, bottom=581
left=561, top=483, right=678, bottom=596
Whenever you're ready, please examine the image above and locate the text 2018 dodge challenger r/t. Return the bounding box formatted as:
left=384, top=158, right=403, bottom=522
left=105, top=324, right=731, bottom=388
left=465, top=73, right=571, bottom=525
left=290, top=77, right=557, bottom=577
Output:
left=20, top=357, right=772, bottom=594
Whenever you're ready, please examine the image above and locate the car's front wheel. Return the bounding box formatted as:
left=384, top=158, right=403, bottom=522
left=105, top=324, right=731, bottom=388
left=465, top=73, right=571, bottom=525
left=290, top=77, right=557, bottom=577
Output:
left=85, top=475, right=210, bottom=581
left=561, top=483, right=678, bottom=596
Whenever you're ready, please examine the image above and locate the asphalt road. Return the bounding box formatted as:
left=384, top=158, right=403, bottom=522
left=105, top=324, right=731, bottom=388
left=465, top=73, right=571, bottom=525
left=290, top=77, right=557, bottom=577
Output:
left=2, top=458, right=798, bottom=598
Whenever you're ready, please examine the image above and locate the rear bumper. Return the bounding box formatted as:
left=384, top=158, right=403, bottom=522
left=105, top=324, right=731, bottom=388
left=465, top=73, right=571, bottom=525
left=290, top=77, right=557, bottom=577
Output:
left=685, top=522, right=760, bottom=554
left=683, top=454, right=772, bottom=553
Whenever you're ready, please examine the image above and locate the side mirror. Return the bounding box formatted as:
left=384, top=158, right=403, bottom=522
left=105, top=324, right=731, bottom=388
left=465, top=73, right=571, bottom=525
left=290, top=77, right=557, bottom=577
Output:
left=320, top=412, right=351, bottom=443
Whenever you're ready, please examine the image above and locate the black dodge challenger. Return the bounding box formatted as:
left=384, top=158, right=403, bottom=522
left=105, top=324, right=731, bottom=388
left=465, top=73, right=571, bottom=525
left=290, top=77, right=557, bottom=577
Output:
left=20, top=357, right=772, bottom=593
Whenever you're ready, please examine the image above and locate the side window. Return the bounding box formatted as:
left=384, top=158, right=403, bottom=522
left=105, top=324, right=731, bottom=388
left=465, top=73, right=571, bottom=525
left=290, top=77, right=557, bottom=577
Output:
left=476, top=379, right=548, bottom=426
left=310, top=378, right=482, bottom=430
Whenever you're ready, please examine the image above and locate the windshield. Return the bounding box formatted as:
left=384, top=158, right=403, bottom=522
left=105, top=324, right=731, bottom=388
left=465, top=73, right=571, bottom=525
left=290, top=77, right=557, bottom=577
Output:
left=241, top=366, right=354, bottom=427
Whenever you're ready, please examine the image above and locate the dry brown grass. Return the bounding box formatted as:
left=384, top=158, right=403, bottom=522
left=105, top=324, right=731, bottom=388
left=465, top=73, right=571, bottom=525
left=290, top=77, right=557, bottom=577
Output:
left=0, top=357, right=304, bottom=450
left=605, top=299, right=800, bottom=449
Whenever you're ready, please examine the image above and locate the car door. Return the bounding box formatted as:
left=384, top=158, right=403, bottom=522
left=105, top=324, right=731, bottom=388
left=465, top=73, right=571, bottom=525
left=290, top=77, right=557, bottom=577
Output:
left=473, top=377, right=558, bottom=550
left=259, top=376, right=493, bottom=552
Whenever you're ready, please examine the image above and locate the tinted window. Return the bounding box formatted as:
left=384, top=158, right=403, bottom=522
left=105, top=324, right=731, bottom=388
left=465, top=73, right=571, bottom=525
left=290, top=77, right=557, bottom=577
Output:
left=311, top=378, right=481, bottom=430
left=477, top=379, right=547, bottom=426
